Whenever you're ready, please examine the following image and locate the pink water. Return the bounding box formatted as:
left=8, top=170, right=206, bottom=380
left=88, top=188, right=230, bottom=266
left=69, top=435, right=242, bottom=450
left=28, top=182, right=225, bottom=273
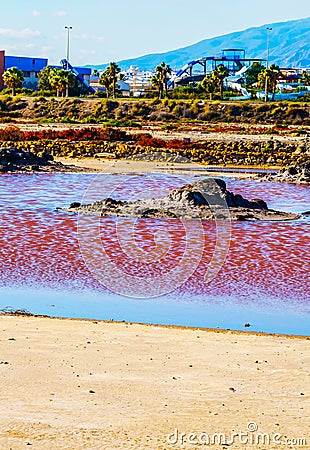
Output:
left=0, top=173, right=309, bottom=334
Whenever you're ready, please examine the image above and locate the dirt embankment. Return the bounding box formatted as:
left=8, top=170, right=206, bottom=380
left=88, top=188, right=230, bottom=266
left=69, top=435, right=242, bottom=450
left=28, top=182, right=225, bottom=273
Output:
left=1, top=96, right=310, bottom=126
left=1, top=98, right=310, bottom=170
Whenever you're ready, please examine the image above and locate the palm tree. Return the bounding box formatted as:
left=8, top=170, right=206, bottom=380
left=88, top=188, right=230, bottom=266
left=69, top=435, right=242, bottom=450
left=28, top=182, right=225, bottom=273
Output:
left=38, top=66, right=53, bottom=91
left=155, top=62, right=172, bottom=98
left=99, top=73, right=112, bottom=98
left=200, top=73, right=217, bottom=100
left=151, top=72, right=163, bottom=99
left=258, top=70, right=269, bottom=101
left=213, top=64, right=229, bottom=100
left=92, top=69, right=100, bottom=78
left=258, top=64, right=280, bottom=101
left=245, top=62, right=265, bottom=86
left=49, top=68, right=75, bottom=97
left=105, top=62, right=121, bottom=99
left=3, top=67, right=24, bottom=96
left=268, top=64, right=280, bottom=101
left=160, top=62, right=172, bottom=97
left=49, top=70, right=62, bottom=96
left=302, top=70, right=310, bottom=86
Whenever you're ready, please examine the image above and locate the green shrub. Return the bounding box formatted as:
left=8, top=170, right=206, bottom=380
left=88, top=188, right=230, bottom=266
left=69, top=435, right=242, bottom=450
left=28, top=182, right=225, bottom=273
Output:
left=93, top=99, right=119, bottom=118
left=0, top=116, right=16, bottom=123
left=0, top=94, right=13, bottom=104
left=150, top=98, right=161, bottom=106
left=161, top=123, right=178, bottom=131
left=39, top=118, right=54, bottom=123
left=59, top=116, right=77, bottom=123
left=30, top=90, right=55, bottom=97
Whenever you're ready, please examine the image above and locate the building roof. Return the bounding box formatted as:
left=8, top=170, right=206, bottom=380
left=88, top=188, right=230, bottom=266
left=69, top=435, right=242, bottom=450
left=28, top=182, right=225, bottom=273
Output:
left=52, top=65, right=91, bottom=75
left=5, top=55, right=48, bottom=72
left=4, top=53, right=92, bottom=76
left=116, top=80, right=130, bottom=91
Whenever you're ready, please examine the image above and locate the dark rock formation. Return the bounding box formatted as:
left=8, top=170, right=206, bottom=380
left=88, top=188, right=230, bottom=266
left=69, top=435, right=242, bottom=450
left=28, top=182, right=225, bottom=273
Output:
left=259, top=161, right=310, bottom=184
left=0, top=147, right=94, bottom=173
left=66, top=178, right=299, bottom=221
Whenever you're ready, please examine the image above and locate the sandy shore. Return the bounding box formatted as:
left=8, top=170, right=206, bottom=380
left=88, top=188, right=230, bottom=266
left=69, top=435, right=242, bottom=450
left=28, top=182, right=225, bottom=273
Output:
left=55, top=156, right=264, bottom=177
left=56, top=156, right=200, bottom=173
left=0, top=315, right=308, bottom=449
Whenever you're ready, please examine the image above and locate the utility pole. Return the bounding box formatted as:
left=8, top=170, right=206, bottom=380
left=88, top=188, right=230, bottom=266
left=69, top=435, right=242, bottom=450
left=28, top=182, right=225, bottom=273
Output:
left=65, top=26, right=72, bottom=97
left=65, top=26, right=72, bottom=68
left=265, top=27, right=272, bottom=102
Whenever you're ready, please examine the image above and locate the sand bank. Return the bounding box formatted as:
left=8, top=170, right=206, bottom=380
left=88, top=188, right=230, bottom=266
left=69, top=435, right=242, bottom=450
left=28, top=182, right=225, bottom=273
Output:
left=55, top=156, right=261, bottom=177
left=0, top=315, right=308, bottom=449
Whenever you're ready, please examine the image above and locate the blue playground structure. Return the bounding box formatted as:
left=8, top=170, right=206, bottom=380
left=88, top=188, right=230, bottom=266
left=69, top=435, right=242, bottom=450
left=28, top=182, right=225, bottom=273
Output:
left=225, top=66, right=251, bottom=99
left=256, top=86, right=310, bottom=101
left=168, top=49, right=310, bottom=100
left=60, top=59, right=95, bottom=94
left=168, top=49, right=265, bottom=88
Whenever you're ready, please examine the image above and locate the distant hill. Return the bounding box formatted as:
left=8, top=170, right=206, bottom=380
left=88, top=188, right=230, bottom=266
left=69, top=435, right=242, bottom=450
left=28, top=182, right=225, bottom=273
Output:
left=90, top=17, right=310, bottom=72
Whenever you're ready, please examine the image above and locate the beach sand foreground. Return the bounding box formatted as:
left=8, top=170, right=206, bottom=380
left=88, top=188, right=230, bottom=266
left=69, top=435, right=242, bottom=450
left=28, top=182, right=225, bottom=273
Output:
left=0, top=315, right=308, bottom=449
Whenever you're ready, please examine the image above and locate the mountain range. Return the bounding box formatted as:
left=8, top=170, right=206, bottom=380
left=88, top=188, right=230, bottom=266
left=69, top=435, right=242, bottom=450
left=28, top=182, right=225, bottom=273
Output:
left=91, top=17, right=310, bottom=71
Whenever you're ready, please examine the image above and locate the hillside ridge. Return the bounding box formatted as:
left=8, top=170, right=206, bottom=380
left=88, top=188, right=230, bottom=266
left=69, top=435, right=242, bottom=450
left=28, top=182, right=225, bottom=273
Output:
left=89, top=17, right=310, bottom=71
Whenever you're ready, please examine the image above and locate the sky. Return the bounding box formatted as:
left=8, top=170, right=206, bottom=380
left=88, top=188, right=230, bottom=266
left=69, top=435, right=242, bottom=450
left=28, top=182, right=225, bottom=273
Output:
left=1, top=0, right=310, bottom=66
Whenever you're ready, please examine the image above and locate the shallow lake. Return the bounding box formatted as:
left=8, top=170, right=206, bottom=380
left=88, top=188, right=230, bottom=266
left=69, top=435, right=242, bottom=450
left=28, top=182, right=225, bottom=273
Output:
left=0, top=172, right=309, bottom=335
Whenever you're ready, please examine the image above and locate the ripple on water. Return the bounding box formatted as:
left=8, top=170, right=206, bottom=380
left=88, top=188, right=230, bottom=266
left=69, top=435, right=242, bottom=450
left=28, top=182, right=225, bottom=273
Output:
left=0, top=173, right=309, bottom=329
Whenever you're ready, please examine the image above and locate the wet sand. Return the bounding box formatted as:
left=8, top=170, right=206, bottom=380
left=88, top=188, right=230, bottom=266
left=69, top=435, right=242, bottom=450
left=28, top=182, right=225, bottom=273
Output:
left=55, top=156, right=262, bottom=177
left=56, top=156, right=209, bottom=173
left=0, top=315, right=308, bottom=449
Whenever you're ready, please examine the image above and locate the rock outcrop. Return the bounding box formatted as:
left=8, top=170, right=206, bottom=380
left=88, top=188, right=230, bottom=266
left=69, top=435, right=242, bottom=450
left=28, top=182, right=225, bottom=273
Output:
left=66, top=178, right=299, bottom=221
left=0, top=147, right=93, bottom=173
left=259, top=161, right=310, bottom=184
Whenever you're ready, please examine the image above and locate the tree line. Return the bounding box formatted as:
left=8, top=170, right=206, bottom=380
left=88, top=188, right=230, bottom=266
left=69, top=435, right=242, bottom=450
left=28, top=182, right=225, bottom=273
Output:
left=2, top=65, right=81, bottom=97
left=2, top=59, right=310, bottom=101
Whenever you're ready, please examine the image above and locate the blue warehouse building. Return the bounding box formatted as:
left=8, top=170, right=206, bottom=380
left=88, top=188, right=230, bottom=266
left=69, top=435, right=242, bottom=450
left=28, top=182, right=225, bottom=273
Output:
left=0, top=50, right=92, bottom=91
left=4, top=55, right=48, bottom=89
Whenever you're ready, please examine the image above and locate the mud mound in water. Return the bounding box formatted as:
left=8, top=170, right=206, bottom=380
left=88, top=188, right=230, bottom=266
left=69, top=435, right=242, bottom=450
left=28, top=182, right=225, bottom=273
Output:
left=0, top=147, right=94, bottom=173
left=65, top=178, right=299, bottom=221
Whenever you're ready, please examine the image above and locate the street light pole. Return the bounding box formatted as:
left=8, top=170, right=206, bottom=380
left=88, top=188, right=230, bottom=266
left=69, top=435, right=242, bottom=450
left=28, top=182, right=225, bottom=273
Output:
left=264, top=27, right=272, bottom=102
left=266, top=27, right=272, bottom=68
left=64, top=26, right=72, bottom=97
left=65, top=26, right=72, bottom=68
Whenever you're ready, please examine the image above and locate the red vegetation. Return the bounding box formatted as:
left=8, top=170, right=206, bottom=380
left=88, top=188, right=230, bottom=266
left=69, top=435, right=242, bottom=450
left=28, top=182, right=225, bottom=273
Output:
left=0, top=126, right=127, bottom=142
left=134, top=133, right=166, bottom=148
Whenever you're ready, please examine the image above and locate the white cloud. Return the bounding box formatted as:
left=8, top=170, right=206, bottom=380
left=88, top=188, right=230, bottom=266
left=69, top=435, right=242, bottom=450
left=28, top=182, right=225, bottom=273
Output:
left=4, top=44, right=18, bottom=51
left=73, top=33, right=89, bottom=40
left=32, top=10, right=41, bottom=17
left=97, top=37, right=105, bottom=42
left=0, top=28, right=41, bottom=39
left=40, top=46, right=54, bottom=58
left=80, top=49, right=97, bottom=55
left=41, top=46, right=53, bottom=52
left=54, top=10, right=67, bottom=17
